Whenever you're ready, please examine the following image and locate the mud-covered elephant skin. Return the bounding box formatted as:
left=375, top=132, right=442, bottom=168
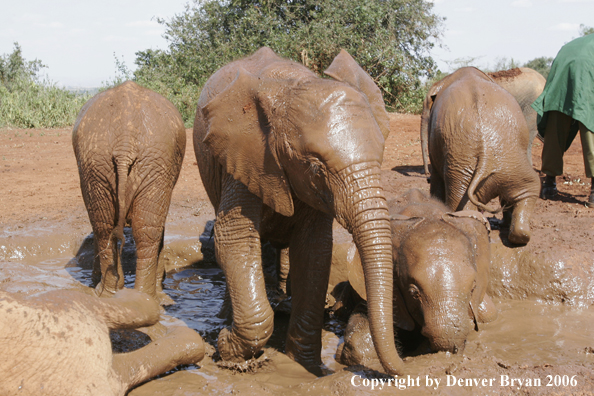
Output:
left=337, top=190, right=497, bottom=366
left=419, top=67, right=541, bottom=245
left=72, top=81, right=186, bottom=302
left=421, top=67, right=546, bottom=171
left=193, top=47, right=402, bottom=375
left=488, top=67, right=546, bottom=165
left=0, top=289, right=204, bottom=396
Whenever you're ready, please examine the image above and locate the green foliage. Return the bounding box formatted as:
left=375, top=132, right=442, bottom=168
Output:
left=134, top=0, right=444, bottom=117
left=579, top=24, right=594, bottom=37
left=490, top=57, right=520, bottom=73
left=523, top=56, right=553, bottom=79
left=0, top=42, right=90, bottom=128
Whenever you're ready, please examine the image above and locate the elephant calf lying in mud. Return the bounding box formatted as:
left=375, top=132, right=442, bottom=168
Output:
left=72, top=81, right=186, bottom=303
left=0, top=288, right=204, bottom=396
left=420, top=67, right=541, bottom=245
left=336, top=190, right=497, bottom=367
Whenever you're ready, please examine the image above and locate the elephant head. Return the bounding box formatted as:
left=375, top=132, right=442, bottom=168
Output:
left=346, top=191, right=496, bottom=355
left=390, top=209, right=494, bottom=352
left=197, top=48, right=403, bottom=374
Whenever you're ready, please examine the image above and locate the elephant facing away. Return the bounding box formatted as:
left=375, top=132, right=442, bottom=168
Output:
left=193, top=47, right=402, bottom=375
left=488, top=67, right=546, bottom=165
left=337, top=190, right=497, bottom=366
left=419, top=67, right=541, bottom=245
left=0, top=289, right=204, bottom=396
left=421, top=67, right=546, bottom=171
left=72, top=81, right=186, bottom=303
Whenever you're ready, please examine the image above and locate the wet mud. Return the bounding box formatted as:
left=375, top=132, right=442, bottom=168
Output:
left=2, top=114, right=594, bottom=394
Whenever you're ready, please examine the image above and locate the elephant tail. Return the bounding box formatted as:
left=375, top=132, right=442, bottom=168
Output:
left=466, top=156, right=501, bottom=214
left=112, top=156, right=134, bottom=279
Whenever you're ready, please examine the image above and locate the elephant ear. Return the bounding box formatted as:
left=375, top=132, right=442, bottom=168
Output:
left=201, top=68, right=294, bottom=217
left=442, top=211, right=491, bottom=233
left=443, top=211, right=492, bottom=331
left=324, top=50, right=390, bottom=141
left=393, top=283, right=415, bottom=331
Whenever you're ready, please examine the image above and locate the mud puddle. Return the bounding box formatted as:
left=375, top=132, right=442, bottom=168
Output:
left=2, top=224, right=594, bottom=395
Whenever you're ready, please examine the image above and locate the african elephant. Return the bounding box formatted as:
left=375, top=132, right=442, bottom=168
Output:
left=419, top=67, right=541, bottom=245
left=421, top=67, right=546, bottom=171
left=488, top=67, right=546, bottom=165
left=337, top=190, right=497, bottom=366
left=72, top=81, right=186, bottom=303
left=193, top=47, right=402, bottom=375
left=0, top=288, right=204, bottom=396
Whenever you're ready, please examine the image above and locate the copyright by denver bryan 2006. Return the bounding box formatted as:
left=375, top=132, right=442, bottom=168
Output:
left=350, top=374, right=579, bottom=391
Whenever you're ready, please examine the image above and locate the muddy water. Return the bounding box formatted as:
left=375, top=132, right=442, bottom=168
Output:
left=2, top=224, right=594, bottom=395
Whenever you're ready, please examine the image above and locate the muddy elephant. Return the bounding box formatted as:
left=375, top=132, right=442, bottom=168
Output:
left=421, top=67, right=546, bottom=171
left=337, top=190, right=497, bottom=366
left=193, top=47, right=401, bottom=375
left=0, top=288, right=204, bottom=396
left=72, top=81, right=186, bottom=303
left=488, top=67, right=546, bottom=165
left=419, top=67, right=541, bottom=245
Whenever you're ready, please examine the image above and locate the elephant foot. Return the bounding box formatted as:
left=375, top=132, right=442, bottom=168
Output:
left=508, top=221, right=531, bottom=245
left=218, top=327, right=267, bottom=363
left=157, top=291, right=175, bottom=306
left=285, top=348, right=325, bottom=376
left=94, top=282, right=117, bottom=298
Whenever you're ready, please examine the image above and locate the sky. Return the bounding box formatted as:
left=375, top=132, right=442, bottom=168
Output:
left=1, top=0, right=593, bottom=88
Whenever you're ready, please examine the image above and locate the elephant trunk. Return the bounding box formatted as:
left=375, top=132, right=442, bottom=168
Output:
left=335, top=162, right=404, bottom=375
left=421, top=300, right=472, bottom=353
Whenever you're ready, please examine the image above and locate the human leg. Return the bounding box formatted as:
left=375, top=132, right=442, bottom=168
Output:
left=541, top=111, right=573, bottom=198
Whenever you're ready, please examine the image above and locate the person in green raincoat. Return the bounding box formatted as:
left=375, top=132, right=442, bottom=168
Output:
left=532, top=33, right=594, bottom=206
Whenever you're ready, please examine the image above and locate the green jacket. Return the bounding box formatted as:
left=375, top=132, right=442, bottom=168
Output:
left=532, top=34, right=594, bottom=149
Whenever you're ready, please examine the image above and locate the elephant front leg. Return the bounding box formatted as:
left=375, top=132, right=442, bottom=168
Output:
left=285, top=209, right=333, bottom=375
left=215, top=181, right=274, bottom=362
left=508, top=196, right=536, bottom=245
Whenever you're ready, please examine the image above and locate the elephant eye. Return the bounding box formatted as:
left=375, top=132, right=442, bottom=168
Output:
left=409, top=285, right=420, bottom=300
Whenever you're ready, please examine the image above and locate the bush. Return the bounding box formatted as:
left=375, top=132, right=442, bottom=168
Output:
left=0, top=43, right=90, bottom=129
left=133, top=0, right=444, bottom=119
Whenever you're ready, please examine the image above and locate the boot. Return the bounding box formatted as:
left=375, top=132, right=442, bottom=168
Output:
left=588, top=178, right=594, bottom=208
left=540, top=175, right=557, bottom=199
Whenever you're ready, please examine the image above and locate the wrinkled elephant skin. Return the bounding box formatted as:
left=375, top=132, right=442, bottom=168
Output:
left=0, top=289, right=204, bottom=396
left=193, top=47, right=403, bottom=375
left=72, top=81, right=186, bottom=302
left=419, top=67, right=541, bottom=245
left=339, top=190, right=497, bottom=364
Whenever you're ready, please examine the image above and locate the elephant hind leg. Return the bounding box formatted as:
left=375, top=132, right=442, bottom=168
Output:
left=129, top=192, right=169, bottom=303
left=112, top=326, right=205, bottom=391
left=508, top=196, right=536, bottom=245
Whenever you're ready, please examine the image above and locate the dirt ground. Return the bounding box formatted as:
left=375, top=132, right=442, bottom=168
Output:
left=2, top=114, right=594, bottom=394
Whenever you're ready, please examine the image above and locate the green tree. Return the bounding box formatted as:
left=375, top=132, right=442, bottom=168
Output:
left=0, top=42, right=46, bottom=91
left=579, top=24, right=594, bottom=36
left=134, top=0, right=444, bottom=119
left=523, top=56, right=553, bottom=79
left=0, top=43, right=90, bottom=128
